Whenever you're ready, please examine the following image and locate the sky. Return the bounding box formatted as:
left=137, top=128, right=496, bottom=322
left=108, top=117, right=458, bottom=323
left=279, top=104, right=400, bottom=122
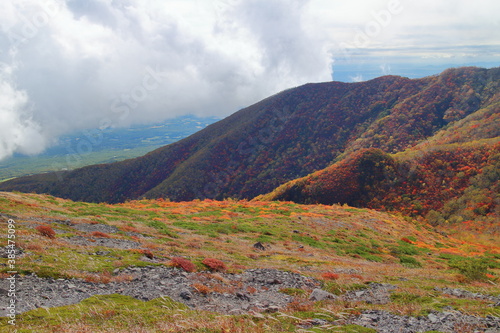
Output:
left=0, top=0, right=499, bottom=160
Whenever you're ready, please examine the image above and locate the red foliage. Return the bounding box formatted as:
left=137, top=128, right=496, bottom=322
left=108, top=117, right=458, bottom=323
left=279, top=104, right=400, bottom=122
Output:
left=202, top=258, right=227, bottom=272
left=90, top=231, right=111, bottom=238
left=400, top=237, right=413, bottom=244
left=139, top=249, right=154, bottom=259
left=35, top=225, right=56, bottom=239
left=170, top=257, right=196, bottom=272
left=321, top=272, right=339, bottom=280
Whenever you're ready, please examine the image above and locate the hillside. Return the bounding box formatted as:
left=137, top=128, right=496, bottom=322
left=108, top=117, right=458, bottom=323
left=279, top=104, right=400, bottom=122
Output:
left=1, top=192, right=499, bottom=332
left=260, top=96, right=500, bottom=234
left=1, top=67, right=498, bottom=204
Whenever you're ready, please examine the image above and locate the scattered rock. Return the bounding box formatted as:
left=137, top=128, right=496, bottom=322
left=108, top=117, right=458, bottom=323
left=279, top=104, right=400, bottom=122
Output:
left=253, top=242, right=266, bottom=251
left=1, top=265, right=498, bottom=332
left=344, top=309, right=500, bottom=333
left=72, top=223, right=119, bottom=234
left=64, top=236, right=140, bottom=249
left=435, top=287, right=500, bottom=304
left=343, top=283, right=396, bottom=305
left=0, top=267, right=320, bottom=317
left=309, top=288, right=337, bottom=301
left=179, top=289, right=192, bottom=301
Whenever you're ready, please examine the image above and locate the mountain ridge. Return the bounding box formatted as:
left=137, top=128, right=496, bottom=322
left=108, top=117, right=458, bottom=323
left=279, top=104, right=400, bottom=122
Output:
left=0, top=66, right=498, bottom=208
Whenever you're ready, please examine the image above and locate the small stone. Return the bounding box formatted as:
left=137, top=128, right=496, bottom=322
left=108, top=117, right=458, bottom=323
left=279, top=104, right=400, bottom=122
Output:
left=428, top=313, right=439, bottom=323
left=236, top=292, right=250, bottom=301
left=309, top=288, right=337, bottom=301
left=253, top=242, right=266, bottom=251
left=179, top=290, right=192, bottom=301
left=310, top=318, right=328, bottom=326
left=266, top=279, right=282, bottom=285
left=266, top=306, right=279, bottom=313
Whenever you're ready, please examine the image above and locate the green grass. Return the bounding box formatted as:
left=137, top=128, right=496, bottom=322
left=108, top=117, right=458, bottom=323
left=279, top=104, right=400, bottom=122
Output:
left=279, top=287, right=306, bottom=296
left=292, top=234, right=326, bottom=249
left=146, top=220, right=178, bottom=238
left=0, top=294, right=189, bottom=332
left=399, top=255, right=422, bottom=268
left=390, top=292, right=499, bottom=317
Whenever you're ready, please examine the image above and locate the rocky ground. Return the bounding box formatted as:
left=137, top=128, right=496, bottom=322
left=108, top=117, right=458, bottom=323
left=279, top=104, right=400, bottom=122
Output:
left=1, top=265, right=500, bottom=332
left=1, top=212, right=500, bottom=332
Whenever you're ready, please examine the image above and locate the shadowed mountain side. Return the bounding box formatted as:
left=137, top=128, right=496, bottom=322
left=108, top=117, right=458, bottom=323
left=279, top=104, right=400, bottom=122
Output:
left=0, top=67, right=499, bottom=203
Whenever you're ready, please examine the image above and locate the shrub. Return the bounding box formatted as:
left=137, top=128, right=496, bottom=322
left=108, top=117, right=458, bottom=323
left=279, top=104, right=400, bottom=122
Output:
left=139, top=249, right=154, bottom=259
left=202, top=258, right=227, bottom=272
left=191, top=283, right=211, bottom=295
left=90, top=231, right=111, bottom=238
left=399, top=255, right=422, bottom=268
left=400, top=237, right=413, bottom=244
left=35, top=225, right=56, bottom=239
left=321, top=272, right=340, bottom=280
left=450, top=258, right=488, bottom=281
left=170, top=257, right=196, bottom=273
left=279, top=288, right=306, bottom=296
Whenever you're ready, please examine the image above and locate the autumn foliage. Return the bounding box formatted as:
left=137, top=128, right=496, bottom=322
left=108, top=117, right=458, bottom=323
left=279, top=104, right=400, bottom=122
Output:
left=321, top=272, right=340, bottom=280
left=202, top=258, right=227, bottom=272
left=170, top=257, right=196, bottom=272
left=1, top=67, right=498, bottom=207
left=35, top=225, right=56, bottom=239
left=90, top=231, right=111, bottom=238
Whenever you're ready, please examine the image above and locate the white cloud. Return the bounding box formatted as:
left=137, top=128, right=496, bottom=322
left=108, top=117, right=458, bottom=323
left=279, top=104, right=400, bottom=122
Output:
left=0, top=0, right=498, bottom=160
left=350, top=74, right=365, bottom=82
left=0, top=65, right=46, bottom=160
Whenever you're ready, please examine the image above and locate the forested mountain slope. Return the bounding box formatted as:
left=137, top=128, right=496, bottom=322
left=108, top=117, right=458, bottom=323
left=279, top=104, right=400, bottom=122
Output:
left=260, top=88, right=500, bottom=233
left=0, top=67, right=498, bottom=204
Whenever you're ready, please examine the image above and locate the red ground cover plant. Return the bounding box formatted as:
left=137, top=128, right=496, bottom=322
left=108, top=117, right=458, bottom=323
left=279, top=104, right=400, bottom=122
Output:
left=202, top=258, right=227, bottom=272
left=321, top=272, right=339, bottom=280
left=400, top=237, right=413, bottom=244
left=90, top=231, right=111, bottom=238
left=170, top=257, right=197, bottom=272
left=35, top=225, right=56, bottom=239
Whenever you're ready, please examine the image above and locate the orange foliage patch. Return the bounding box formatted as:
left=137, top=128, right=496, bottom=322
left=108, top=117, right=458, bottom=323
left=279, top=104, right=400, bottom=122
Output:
left=35, top=225, right=56, bottom=239
left=170, top=257, right=196, bottom=272
left=321, top=272, right=340, bottom=280
left=90, top=231, right=111, bottom=238
left=202, top=258, right=227, bottom=272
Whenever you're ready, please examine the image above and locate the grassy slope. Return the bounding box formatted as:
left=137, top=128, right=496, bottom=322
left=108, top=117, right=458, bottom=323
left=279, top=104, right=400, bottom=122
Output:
left=0, top=192, right=499, bottom=332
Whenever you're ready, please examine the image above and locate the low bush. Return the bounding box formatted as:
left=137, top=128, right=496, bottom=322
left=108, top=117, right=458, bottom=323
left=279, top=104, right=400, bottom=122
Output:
left=202, top=258, right=227, bottom=272
left=449, top=257, right=488, bottom=281
left=321, top=272, right=340, bottom=280
left=399, top=255, right=422, bottom=268
left=90, top=231, right=111, bottom=238
left=169, top=257, right=196, bottom=273
left=35, top=225, right=56, bottom=239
